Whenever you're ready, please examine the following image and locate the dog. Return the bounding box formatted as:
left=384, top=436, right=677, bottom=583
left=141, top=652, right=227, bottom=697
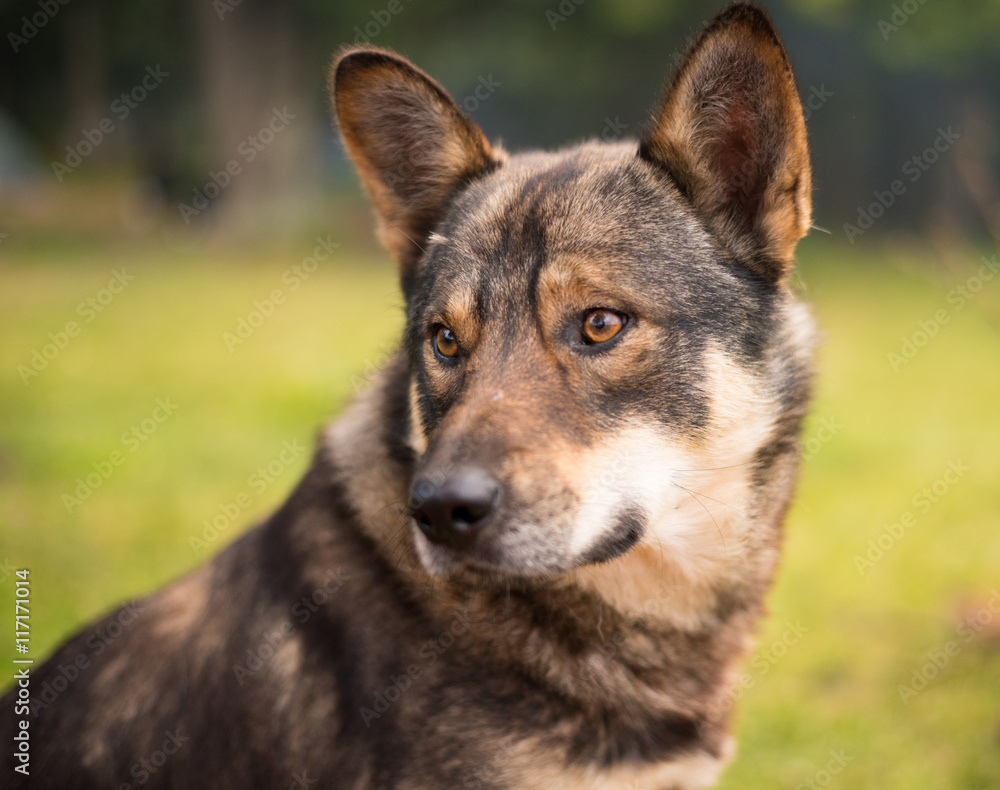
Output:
left=2, top=4, right=815, bottom=788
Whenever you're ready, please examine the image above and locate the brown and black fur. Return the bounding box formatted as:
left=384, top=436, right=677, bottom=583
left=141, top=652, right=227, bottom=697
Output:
left=2, top=4, right=816, bottom=788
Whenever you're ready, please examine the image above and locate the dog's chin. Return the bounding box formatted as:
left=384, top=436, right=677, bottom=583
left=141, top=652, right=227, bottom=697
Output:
left=411, top=538, right=465, bottom=578
left=411, top=521, right=646, bottom=588
left=412, top=530, right=570, bottom=587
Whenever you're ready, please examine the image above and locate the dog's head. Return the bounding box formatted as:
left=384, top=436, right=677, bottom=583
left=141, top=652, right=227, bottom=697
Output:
left=331, top=4, right=814, bottom=599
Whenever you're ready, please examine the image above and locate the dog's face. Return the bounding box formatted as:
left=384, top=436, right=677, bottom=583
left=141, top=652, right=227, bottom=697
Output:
left=332, top=6, right=813, bottom=589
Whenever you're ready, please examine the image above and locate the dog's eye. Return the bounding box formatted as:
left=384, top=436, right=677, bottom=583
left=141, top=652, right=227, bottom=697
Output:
left=433, top=326, right=460, bottom=359
left=582, top=310, right=625, bottom=344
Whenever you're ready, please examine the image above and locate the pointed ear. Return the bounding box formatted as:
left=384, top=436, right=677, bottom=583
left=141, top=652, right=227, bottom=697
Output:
left=640, top=3, right=811, bottom=282
left=331, top=49, right=502, bottom=286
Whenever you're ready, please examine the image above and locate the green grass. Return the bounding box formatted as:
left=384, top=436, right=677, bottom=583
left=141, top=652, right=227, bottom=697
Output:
left=1, top=227, right=998, bottom=788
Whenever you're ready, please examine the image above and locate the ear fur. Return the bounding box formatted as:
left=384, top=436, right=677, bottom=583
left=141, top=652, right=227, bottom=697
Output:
left=331, top=49, right=502, bottom=287
left=640, top=3, right=812, bottom=281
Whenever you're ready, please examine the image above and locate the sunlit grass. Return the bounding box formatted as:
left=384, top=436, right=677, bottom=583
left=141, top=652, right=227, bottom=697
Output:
left=1, top=228, right=998, bottom=788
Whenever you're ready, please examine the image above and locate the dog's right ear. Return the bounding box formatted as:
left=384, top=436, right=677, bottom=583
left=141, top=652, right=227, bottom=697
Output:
left=331, top=49, right=502, bottom=287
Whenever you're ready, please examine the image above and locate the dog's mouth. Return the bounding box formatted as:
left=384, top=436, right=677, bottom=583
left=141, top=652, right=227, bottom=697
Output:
left=409, top=505, right=648, bottom=582
left=411, top=525, right=565, bottom=580
left=576, top=507, right=647, bottom=565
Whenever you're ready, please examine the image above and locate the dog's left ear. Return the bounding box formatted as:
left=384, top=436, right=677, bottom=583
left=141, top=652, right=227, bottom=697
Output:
left=641, top=3, right=811, bottom=282
left=331, top=49, right=502, bottom=289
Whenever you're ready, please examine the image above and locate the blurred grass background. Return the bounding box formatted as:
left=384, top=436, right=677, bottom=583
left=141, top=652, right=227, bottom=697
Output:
left=2, top=0, right=1000, bottom=787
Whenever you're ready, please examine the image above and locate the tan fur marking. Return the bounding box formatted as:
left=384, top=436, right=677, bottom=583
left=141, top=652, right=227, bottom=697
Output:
left=484, top=733, right=732, bottom=790
left=407, top=377, right=428, bottom=454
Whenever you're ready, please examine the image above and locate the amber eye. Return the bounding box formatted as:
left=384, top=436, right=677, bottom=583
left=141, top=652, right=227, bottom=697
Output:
left=433, top=326, right=459, bottom=359
left=582, top=309, right=625, bottom=344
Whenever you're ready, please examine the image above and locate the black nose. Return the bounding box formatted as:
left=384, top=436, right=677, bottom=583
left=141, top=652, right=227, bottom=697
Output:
left=409, top=469, right=500, bottom=550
